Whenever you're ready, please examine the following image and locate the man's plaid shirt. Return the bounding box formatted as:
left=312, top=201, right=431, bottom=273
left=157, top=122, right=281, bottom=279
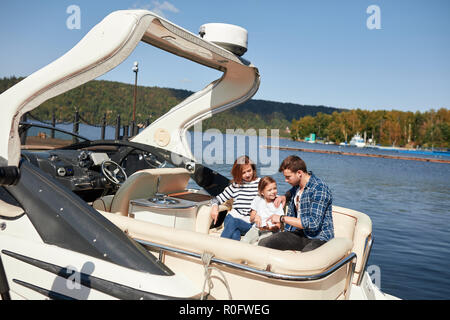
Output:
left=284, top=172, right=334, bottom=241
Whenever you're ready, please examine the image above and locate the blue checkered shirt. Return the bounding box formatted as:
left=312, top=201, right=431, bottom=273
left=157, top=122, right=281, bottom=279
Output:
left=284, top=172, right=334, bottom=241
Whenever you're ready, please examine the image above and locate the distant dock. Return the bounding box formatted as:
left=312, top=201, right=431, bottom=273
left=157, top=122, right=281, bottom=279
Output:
left=261, top=145, right=450, bottom=164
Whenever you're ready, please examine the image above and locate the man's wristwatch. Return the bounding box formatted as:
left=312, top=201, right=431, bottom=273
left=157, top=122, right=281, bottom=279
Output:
left=280, top=215, right=286, bottom=223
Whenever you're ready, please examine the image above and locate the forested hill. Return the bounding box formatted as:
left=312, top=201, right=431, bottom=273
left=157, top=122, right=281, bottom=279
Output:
left=0, top=76, right=343, bottom=136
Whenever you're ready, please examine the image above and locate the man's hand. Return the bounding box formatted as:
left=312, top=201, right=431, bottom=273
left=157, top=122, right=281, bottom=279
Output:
left=274, top=195, right=286, bottom=208
left=266, top=214, right=281, bottom=231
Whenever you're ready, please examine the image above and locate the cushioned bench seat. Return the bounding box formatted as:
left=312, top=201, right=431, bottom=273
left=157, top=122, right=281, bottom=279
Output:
left=332, top=206, right=372, bottom=284
left=100, top=210, right=353, bottom=276
left=0, top=200, right=24, bottom=218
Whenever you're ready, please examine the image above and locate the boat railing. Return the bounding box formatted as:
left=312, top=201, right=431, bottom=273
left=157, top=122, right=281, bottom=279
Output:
left=357, top=234, right=373, bottom=286
left=135, top=238, right=357, bottom=299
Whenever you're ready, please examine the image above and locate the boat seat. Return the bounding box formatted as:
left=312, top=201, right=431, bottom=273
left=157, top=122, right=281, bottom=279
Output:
left=194, top=203, right=230, bottom=234
left=93, top=168, right=190, bottom=216
left=0, top=199, right=24, bottom=218
left=194, top=205, right=212, bottom=234
left=332, top=206, right=372, bottom=284
left=100, top=209, right=353, bottom=276
left=333, top=209, right=357, bottom=241
left=92, top=195, right=114, bottom=212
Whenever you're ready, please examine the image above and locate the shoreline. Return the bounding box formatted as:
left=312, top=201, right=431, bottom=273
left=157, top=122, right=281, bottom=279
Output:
left=262, top=145, right=450, bottom=164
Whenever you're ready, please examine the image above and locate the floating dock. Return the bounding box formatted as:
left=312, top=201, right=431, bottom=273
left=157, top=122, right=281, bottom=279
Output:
left=261, top=145, right=450, bottom=164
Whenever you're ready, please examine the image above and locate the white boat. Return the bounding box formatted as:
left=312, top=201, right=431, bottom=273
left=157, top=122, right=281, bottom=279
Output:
left=0, top=10, right=398, bottom=300
left=349, top=133, right=366, bottom=148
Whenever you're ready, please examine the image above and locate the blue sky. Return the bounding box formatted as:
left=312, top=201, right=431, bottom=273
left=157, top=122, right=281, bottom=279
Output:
left=0, top=0, right=449, bottom=112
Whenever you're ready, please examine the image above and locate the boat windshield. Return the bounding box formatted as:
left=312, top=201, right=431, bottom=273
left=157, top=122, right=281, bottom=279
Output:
left=19, top=123, right=90, bottom=150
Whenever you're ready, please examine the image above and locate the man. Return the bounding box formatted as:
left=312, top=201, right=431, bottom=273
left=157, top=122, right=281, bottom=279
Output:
left=258, top=155, right=334, bottom=252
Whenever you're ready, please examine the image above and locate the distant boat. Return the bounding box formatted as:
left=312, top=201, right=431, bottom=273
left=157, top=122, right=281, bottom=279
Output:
left=349, top=133, right=366, bottom=147
left=304, top=133, right=316, bottom=143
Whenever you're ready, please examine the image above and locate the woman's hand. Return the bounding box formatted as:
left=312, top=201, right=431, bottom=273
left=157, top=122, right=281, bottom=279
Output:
left=210, top=204, right=219, bottom=224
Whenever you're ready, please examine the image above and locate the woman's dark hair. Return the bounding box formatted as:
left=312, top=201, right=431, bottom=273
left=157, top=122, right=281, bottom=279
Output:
left=231, top=155, right=257, bottom=185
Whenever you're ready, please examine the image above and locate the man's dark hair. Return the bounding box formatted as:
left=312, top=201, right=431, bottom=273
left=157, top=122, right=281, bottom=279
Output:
left=278, top=155, right=307, bottom=173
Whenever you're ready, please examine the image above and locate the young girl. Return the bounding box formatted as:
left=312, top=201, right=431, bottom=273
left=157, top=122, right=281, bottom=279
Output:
left=241, top=176, right=283, bottom=244
left=210, top=155, right=260, bottom=240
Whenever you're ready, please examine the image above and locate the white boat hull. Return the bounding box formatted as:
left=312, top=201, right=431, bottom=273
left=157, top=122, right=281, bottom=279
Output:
left=349, top=272, right=400, bottom=300
left=0, top=215, right=201, bottom=300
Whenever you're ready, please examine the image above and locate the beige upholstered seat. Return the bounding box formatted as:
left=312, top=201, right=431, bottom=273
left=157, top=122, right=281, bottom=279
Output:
left=332, top=206, right=372, bottom=284
left=194, top=205, right=213, bottom=234
left=0, top=199, right=24, bottom=218
left=96, top=203, right=371, bottom=300
left=199, top=203, right=370, bottom=282
left=93, top=168, right=190, bottom=216
left=93, top=192, right=373, bottom=300
left=100, top=209, right=352, bottom=275
left=97, top=208, right=354, bottom=299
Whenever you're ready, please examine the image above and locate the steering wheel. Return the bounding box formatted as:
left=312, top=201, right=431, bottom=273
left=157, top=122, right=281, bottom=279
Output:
left=142, top=152, right=167, bottom=168
left=101, top=160, right=128, bottom=185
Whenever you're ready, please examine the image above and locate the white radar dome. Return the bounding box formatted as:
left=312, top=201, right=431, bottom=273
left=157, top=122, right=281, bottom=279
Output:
left=199, top=23, right=248, bottom=56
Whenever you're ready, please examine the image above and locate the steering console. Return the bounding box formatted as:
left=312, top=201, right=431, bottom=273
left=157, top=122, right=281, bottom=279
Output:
left=101, top=160, right=127, bottom=186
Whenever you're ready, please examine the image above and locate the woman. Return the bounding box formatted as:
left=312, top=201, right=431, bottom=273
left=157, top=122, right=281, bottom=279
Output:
left=210, top=155, right=260, bottom=240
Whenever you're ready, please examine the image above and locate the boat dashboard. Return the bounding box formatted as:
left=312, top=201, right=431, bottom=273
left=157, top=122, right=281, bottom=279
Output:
left=20, top=147, right=162, bottom=202
left=19, top=123, right=169, bottom=202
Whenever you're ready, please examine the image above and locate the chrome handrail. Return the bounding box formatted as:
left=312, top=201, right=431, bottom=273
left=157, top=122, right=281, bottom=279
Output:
left=356, top=234, right=373, bottom=286
left=135, top=238, right=357, bottom=282
left=344, top=256, right=356, bottom=300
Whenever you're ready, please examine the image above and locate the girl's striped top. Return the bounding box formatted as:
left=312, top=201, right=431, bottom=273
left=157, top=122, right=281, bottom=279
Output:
left=211, top=178, right=260, bottom=220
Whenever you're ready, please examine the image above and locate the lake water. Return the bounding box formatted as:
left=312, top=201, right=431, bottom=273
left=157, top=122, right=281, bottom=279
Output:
left=52, top=123, right=450, bottom=299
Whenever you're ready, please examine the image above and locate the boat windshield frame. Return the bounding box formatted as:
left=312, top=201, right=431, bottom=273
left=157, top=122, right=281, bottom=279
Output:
left=0, top=10, right=260, bottom=167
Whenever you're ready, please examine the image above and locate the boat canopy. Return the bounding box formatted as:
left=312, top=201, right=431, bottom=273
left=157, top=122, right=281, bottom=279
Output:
left=0, top=10, right=260, bottom=166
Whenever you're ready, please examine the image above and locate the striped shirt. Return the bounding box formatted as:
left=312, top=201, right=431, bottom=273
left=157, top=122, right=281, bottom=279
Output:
left=211, top=178, right=260, bottom=222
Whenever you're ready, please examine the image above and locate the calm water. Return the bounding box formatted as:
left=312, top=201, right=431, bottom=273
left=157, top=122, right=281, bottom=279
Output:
left=54, top=123, right=450, bottom=299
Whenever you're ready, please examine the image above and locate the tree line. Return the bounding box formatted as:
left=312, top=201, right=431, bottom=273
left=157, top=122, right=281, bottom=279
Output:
left=2, top=77, right=448, bottom=147
left=0, top=76, right=341, bottom=137
left=290, top=108, right=450, bottom=149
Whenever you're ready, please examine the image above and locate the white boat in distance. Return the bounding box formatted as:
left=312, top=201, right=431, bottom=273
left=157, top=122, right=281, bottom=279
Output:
left=350, top=133, right=366, bottom=148
left=0, top=10, right=398, bottom=300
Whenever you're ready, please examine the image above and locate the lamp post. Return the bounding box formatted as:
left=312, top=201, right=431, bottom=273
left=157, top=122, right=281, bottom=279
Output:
left=132, top=61, right=139, bottom=135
